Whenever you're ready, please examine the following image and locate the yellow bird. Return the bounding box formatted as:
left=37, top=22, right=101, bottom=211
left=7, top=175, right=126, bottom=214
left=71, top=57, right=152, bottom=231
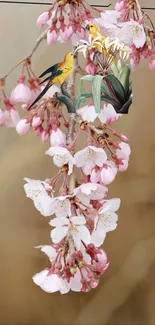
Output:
left=86, top=23, right=115, bottom=61
left=29, top=52, right=75, bottom=108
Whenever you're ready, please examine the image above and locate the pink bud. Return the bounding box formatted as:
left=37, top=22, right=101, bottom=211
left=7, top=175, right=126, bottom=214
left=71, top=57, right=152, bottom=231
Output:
left=90, top=279, right=99, bottom=289
left=62, top=26, right=73, bottom=40
left=50, top=128, right=66, bottom=147
left=100, top=162, right=117, bottom=185
left=118, top=159, right=129, bottom=172
left=10, top=82, right=31, bottom=104
left=36, top=11, right=50, bottom=28
left=90, top=168, right=101, bottom=183
left=86, top=62, right=97, bottom=75
left=32, top=116, right=42, bottom=128
left=4, top=109, right=20, bottom=128
left=149, top=58, right=155, bottom=70
left=22, top=103, right=29, bottom=110
left=35, top=127, right=42, bottom=136
left=115, top=1, right=124, bottom=11
left=47, top=29, right=57, bottom=45
left=16, top=119, right=30, bottom=135
left=42, top=131, right=49, bottom=142
left=0, top=109, right=4, bottom=126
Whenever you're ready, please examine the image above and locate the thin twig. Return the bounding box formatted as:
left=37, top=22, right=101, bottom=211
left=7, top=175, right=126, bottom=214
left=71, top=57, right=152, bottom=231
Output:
left=3, top=28, right=47, bottom=79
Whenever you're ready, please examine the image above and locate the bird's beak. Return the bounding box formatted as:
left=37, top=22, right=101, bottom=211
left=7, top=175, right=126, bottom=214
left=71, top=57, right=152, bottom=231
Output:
left=74, top=54, right=77, bottom=58
left=85, top=24, right=90, bottom=30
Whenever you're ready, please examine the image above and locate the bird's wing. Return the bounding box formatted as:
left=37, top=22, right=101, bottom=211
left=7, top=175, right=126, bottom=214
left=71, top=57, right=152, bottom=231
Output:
left=39, top=69, right=62, bottom=85
left=39, top=62, right=62, bottom=78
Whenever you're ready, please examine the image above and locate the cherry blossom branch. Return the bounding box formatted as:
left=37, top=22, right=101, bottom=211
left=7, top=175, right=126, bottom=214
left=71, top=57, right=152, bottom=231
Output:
left=28, top=28, right=48, bottom=59
left=3, top=28, right=47, bottom=79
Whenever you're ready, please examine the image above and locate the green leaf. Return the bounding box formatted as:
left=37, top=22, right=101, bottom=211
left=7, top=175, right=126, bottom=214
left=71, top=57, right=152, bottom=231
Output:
left=119, top=64, right=131, bottom=89
left=105, top=75, right=126, bottom=104
left=101, top=82, right=113, bottom=98
left=101, top=95, right=121, bottom=112
left=92, top=75, right=103, bottom=113
left=78, top=79, right=85, bottom=95
left=81, top=75, right=94, bottom=82
left=119, top=97, right=132, bottom=114
left=74, top=92, right=93, bottom=110
left=77, top=79, right=86, bottom=106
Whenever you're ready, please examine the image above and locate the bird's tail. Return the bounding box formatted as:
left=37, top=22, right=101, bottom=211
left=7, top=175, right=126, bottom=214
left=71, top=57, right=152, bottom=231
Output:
left=29, top=83, right=52, bottom=109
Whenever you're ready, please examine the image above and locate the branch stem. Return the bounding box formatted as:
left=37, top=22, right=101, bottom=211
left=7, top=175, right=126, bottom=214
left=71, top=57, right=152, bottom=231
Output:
left=3, top=28, right=47, bottom=79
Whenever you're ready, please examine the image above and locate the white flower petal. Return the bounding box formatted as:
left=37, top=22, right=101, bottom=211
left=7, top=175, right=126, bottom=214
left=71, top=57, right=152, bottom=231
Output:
left=91, top=227, right=106, bottom=247
left=51, top=226, right=68, bottom=243
left=32, top=269, right=49, bottom=286
left=69, top=269, right=82, bottom=292
left=77, top=225, right=91, bottom=245
left=49, top=217, right=69, bottom=227
left=40, top=274, right=61, bottom=293
left=71, top=216, right=86, bottom=225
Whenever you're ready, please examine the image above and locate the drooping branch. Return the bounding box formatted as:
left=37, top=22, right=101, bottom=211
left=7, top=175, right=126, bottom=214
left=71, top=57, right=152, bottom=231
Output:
left=3, top=28, right=47, bottom=79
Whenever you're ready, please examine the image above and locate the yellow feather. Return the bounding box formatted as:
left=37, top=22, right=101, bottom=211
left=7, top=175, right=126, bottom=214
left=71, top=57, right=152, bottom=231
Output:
left=52, top=52, right=74, bottom=86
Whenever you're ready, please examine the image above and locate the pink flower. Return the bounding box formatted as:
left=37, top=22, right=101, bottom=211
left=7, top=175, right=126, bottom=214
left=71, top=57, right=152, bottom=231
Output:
left=50, top=215, right=90, bottom=250
left=116, top=21, right=146, bottom=48
left=24, top=178, right=53, bottom=217
left=46, top=146, right=75, bottom=175
left=74, top=146, right=107, bottom=176
left=4, top=109, right=20, bottom=127
left=32, top=116, right=42, bottom=128
left=99, top=104, right=121, bottom=124
left=91, top=198, right=120, bottom=247
left=47, top=29, right=57, bottom=45
left=115, top=142, right=131, bottom=171
left=0, top=109, right=4, bottom=126
left=42, top=131, right=49, bottom=142
left=10, top=82, right=31, bottom=104
left=77, top=105, right=98, bottom=123
left=33, top=271, right=64, bottom=293
left=90, top=168, right=101, bottom=183
left=73, top=183, right=107, bottom=206
left=115, top=1, right=124, bottom=12
left=86, top=62, right=97, bottom=75
left=36, top=12, right=50, bottom=28
left=33, top=268, right=82, bottom=294
left=93, top=250, right=109, bottom=275
left=16, top=119, right=30, bottom=135
left=61, top=26, right=73, bottom=41
left=100, top=161, right=117, bottom=185
left=116, top=142, right=131, bottom=161
left=50, top=129, right=66, bottom=147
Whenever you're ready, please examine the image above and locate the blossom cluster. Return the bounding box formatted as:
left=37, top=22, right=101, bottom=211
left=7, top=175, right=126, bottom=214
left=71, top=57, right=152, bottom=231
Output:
left=0, top=0, right=153, bottom=294
left=24, top=100, right=131, bottom=293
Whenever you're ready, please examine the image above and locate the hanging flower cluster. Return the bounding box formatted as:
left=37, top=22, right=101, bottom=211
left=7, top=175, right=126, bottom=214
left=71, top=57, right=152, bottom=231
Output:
left=0, top=0, right=154, bottom=294
left=24, top=109, right=130, bottom=292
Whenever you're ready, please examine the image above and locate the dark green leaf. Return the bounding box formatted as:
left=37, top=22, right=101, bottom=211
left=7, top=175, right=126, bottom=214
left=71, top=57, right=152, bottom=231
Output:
left=104, top=75, right=126, bottom=104
left=101, top=95, right=121, bottom=112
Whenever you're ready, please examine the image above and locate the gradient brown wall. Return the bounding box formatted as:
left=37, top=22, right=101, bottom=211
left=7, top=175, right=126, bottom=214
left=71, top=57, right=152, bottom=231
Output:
left=0, top=1, right=155, bottom=324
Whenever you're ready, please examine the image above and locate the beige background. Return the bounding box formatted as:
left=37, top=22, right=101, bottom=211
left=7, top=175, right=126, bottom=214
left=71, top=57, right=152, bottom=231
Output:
left=0, top=1, right=155, bottom=324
